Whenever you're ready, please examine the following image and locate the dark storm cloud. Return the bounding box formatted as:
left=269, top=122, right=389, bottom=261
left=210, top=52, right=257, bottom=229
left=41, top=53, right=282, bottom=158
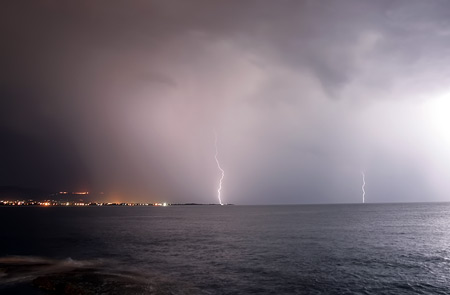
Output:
left=2, top=0, right=450, bottom=203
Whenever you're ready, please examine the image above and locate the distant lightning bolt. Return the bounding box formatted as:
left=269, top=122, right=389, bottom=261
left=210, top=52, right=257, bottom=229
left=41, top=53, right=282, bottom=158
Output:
left=214, top=132, right=224, bottom=205
left=361, top=171, right=366, bottom=204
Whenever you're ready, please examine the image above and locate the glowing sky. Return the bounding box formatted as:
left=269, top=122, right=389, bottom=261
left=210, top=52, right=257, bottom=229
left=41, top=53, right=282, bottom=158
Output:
left=1, top=1, right=450, bottom=204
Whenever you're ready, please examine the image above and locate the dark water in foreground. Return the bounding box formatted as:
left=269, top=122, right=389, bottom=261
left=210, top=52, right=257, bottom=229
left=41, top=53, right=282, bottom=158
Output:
left=1, top=204, right=450, bottom=294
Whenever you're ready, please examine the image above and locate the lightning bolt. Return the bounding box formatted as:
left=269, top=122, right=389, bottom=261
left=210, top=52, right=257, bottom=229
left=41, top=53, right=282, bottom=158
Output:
left=214, top=132, right=224, bottom=205
left=361, top=171, right=366, bottom=204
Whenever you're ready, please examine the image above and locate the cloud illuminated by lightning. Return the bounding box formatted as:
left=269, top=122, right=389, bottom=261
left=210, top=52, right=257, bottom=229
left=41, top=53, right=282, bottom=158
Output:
left=361, top=171, right=366, bottom=204
left=214, top=132, right=224, bottom=205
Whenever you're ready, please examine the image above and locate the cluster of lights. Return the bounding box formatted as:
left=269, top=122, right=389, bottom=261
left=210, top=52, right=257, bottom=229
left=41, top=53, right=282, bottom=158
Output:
left=0, top=200, right=33, bottom=206
left=58, top=191, right=90, bottom=195
left=154, top=202, right=168, bottom=207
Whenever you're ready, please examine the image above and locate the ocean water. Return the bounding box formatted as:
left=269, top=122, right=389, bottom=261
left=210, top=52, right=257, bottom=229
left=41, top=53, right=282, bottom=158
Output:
left=1, top=203, right=450, bottom=294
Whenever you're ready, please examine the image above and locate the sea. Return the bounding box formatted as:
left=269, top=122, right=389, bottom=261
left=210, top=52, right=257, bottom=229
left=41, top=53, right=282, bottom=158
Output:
left=1, top=203, right=450, bottom=294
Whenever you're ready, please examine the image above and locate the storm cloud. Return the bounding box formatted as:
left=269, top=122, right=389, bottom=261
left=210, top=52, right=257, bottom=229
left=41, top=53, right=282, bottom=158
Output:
left=1, top=0, right=450, bottom=204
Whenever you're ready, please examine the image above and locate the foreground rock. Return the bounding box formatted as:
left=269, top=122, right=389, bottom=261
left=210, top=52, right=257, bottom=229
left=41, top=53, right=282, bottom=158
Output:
left=32, top=268, right=154, bottom=294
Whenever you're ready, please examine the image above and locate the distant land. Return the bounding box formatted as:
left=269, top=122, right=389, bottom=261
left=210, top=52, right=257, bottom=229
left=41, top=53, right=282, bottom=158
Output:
left=0, top=186, right=51, bottom=201
left=0, top=186, right=99, bottom=202
left=0, top=187, right=233, bottom=206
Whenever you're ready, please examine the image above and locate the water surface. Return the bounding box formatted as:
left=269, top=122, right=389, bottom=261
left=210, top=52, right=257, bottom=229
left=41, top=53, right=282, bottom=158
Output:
left=1, top=203, right=450, bottom=294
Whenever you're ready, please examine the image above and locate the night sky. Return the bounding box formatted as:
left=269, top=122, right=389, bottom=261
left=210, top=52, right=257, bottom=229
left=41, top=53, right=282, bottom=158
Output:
left=1, top=1, right=450, bottom=204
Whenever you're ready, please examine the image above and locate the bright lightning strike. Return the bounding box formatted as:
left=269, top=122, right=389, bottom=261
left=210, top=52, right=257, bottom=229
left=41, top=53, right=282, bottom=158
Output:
left=361, top=171, right=366, bottom=204
left=214, top=132, right=224, bottom=205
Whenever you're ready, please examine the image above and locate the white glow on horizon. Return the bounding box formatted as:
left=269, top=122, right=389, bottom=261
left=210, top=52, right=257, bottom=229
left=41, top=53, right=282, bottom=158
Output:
left=424, top=95, right=450, bottom=146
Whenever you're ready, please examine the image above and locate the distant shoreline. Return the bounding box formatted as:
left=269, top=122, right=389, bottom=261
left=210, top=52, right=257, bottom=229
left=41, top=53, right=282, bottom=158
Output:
left=0, top=201, right=233, bottom=207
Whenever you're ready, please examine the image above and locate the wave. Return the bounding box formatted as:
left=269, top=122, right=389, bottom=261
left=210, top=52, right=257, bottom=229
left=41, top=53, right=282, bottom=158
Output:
left=0, top=256, right=104, bottom=282
left=0, top=255, right=199, bottom=294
